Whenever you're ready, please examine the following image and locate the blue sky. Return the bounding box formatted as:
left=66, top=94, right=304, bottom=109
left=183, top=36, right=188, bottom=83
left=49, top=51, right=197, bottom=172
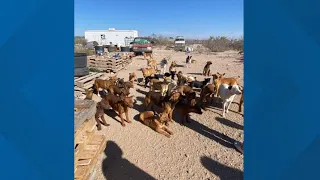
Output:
left=75, top=0, right=243, bottom=39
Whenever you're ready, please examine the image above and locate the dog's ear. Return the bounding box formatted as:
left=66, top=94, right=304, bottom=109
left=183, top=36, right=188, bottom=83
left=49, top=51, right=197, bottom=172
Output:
left=228, top=85, right=233, bottom=90
left=222, top=73, right=226, bottom=76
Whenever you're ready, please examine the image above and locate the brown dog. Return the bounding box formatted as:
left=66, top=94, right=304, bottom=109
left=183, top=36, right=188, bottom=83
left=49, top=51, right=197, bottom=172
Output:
left=150, top=81, right=169, bottom=96
left=84, top=89, right=94, bottom=100
left=161, top=101, right=173, bottom=125
left=174, top=101, right=203, bottom=125
left=141, top=67, right=160, bottom=78
left=94, top=78, right=117, bottom=94
left=143, top=52, right=153, bottom=59
left=203, top=61, right=213, bottom=76
left=129, top=72, right=138, bottom=82
left=107, top=85, right=130, bottom=96
left=176, top=71, right=187, bottom=85
left=104, top=93, right=135, bottom=127
left=139, top=111, right=173, bottom=138
left=147, top=58, right=158, bottom=70
left=199, top=84, right=215, bottom=108
left=176, top=85, right=194, bottom=96
left=95, top=99, right=112, bottom=130
left=144, top=91, right=181, bottom=122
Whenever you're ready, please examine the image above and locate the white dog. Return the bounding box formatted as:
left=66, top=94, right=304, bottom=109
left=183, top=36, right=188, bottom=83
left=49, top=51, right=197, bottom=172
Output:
left=218, top=83, right=242, bottom=118
left=160, top=58, right=169, bottom=74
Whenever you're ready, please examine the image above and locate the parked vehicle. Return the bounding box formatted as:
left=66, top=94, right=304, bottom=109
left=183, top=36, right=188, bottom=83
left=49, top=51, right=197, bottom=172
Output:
left=131, top=37, right=154, bottom=55
left=174, top=36, right=185, bottom=51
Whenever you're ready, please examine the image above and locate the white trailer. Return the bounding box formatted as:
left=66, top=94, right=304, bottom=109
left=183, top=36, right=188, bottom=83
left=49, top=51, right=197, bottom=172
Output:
left=85, top=28, right=138, bottom=47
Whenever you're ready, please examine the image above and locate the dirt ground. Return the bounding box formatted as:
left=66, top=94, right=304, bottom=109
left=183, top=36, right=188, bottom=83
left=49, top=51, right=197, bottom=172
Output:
left=92, top=49, right=244, bottom=180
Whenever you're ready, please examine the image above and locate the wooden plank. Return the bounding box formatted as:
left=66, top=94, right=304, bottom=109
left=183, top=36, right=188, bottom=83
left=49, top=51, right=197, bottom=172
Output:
left=74, top=86, right=86, bottom=92
left=77, top=149, right=98, bottom=159
left=75, top=166, right=87, bottom=179
left=85, top=145, right=100, bottom=151
left=74, top=72, right=97, bottom=82
left=77, top=159, right=92, bottom=166
left=75, top=73, right=103, bottom=88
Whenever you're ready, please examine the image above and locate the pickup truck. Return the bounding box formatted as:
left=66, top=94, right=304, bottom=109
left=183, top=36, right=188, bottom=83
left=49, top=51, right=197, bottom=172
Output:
left=131, top=37, right=154, bottom=55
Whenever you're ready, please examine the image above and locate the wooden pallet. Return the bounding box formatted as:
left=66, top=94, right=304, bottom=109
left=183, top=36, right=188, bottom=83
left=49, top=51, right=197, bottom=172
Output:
left=75, top=72, right=104, bottom=88
left=75, top=134, right=106, bottom=180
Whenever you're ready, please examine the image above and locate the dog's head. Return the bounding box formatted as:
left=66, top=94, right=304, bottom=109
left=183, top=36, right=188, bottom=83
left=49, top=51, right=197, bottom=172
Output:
left=156, top=112, right=170, bottom=124
left=109, top=75, right=117, bottom=81
left=121, top=94, right=135, bottom=108
left=160, top=83, right=169, bottom=97
left=228, top=84, right=242, bottom=95
left=212, top=72, right=225, bottom=80
left=169, top=92, right=181, bottom=102
left=162, top=102, right=172, bottom=112
left=188, top=103, right=203, bottom=115
left=129, top=72, right=138, bottom=82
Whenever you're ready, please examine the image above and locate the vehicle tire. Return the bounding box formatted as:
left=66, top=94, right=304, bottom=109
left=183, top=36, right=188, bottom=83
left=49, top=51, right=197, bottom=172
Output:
left=75, top=67, right=89, bottom=77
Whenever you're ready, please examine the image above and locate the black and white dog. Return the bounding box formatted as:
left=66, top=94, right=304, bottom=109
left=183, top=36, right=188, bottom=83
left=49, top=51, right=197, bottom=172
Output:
left=188, top=77, right=211, bottom=89
left=143, top=74, right=161, bottom=88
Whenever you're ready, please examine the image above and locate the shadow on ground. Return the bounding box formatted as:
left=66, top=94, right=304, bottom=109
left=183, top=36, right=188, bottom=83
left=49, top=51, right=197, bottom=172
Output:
left=215, top=117, right=243, bottom=130
left=187, top=72, right=203, bottom=76
left=102, top=141, right=156, bottom=180
left=172, top=111, right=237, bottom=149
left=200, top=156, right=243, bottom=180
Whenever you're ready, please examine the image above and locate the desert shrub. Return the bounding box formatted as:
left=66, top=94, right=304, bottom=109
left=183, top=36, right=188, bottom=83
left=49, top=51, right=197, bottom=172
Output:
left=148, top=34, right=174, bottom=47
left=74, top=36, right=87, bottom=47
left=74, top=47, right=95, bottom=55
left=202, top=36, right=243, bottom=52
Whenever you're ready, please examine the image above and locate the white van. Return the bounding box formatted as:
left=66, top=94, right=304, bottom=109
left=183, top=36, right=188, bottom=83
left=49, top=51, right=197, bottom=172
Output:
left=174, top=36, right=186, bottom=51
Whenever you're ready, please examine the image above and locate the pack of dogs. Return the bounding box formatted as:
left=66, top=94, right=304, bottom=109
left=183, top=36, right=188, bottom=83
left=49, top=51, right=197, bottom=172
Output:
left=84, top=53, right=243, bottom=138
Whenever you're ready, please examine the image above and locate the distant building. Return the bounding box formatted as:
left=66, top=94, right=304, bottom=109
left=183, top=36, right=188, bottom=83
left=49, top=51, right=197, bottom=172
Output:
left=84, top=28, right=138, bottom=47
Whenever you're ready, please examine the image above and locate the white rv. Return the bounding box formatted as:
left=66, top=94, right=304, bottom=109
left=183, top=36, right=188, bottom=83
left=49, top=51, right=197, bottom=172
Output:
left=84, top=28, right=138, bottom=47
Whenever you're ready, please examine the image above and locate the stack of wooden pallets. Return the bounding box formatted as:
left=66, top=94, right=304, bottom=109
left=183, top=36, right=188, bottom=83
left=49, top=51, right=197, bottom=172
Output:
left=88, top=56, right=124, bottom=73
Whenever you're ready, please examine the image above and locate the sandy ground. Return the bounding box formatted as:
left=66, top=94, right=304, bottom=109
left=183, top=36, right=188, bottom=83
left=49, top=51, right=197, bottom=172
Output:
left=91, top=49, right=244, bottom=180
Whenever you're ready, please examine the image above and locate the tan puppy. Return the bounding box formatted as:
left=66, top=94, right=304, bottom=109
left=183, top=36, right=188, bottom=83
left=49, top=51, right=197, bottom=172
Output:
left=139, top=111, right=173, bottom=138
